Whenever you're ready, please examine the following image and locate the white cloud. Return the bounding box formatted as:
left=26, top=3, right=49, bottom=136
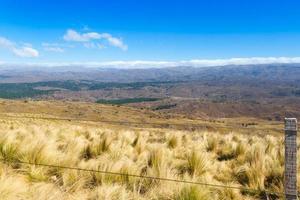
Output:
left=12, top=47, right=39, bottom=57
left=102, top=33, right=127, bottom=51
left=42, top=42, right=71, bottom=53
left=83, top=42, right=106, bottom=49
left=0, top=37, right=14, bottom=47
left=22, top=43, right=33, bottom=47
left=0, top=36, right=39, bottom=58
left=63, top=29, right=127, bottom=50
left=59, top=57, right=300, bottom=68
left=63, top=29, right=101, bottom=42
left=1, top=57, right=300, bottom=69
left=44, top=47, right=64, bottom=53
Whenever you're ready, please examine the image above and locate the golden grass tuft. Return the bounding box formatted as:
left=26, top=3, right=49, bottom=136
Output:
left=174, top=185, right=212, bottom=200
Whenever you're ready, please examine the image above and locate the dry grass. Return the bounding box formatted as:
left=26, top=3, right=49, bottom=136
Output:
left=0, top=99, right=283, bottom=135
left=0, top=102, right=289, bottom=200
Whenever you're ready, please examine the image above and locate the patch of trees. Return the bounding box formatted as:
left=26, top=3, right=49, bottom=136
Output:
left=96, top=98, right=160, bottom=105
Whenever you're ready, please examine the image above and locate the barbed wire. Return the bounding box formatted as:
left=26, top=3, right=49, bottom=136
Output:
left=0, top=158, right=288, bottom=197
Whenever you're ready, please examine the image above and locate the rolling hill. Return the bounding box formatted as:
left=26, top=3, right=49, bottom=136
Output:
left=0, top=64, right=299, bottom=121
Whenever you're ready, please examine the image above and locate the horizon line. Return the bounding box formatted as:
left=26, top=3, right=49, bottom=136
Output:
left=1, top=56, right=300, bottom=69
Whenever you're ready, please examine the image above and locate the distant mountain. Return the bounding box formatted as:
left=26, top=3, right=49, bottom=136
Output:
left=0, top=63, right=299, bottom=83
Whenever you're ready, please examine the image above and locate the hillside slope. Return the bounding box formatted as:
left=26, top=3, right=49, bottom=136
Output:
left=0, top=64, right=299, bottom=121
left=0, top=100, right=291, bottom=200
left=0, top=100, right=283, bottom=135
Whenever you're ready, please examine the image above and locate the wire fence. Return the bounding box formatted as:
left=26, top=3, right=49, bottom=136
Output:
left=0, top=113, right=297, bottom=199
left=0, top=158, right=287, bottom=198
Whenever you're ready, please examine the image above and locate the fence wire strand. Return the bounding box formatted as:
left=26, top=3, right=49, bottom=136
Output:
left=0, top=158, right=289, bottom=197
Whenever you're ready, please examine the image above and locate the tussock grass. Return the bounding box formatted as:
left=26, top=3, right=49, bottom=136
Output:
left=186, top=150, right=210, bottom=177
left=174, top=185, right=212, bottom=200
left=167, top=135, right=179, bottom=149
left=0, top=117, right=288, bottom=199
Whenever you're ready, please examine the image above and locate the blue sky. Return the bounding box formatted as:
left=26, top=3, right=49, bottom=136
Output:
left=1, top=0, right=300, bottom=66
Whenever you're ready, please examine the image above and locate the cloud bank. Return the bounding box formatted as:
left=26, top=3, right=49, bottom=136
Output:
left=0, top=37, right=39, bottom=58
left=63, top=29, right=128, bottom=51
left=1, top=57, right=300, bottom=69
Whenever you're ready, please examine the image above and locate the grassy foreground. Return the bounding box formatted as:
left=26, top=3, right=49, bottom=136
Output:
left=0, top=112, right=292, bottom=200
